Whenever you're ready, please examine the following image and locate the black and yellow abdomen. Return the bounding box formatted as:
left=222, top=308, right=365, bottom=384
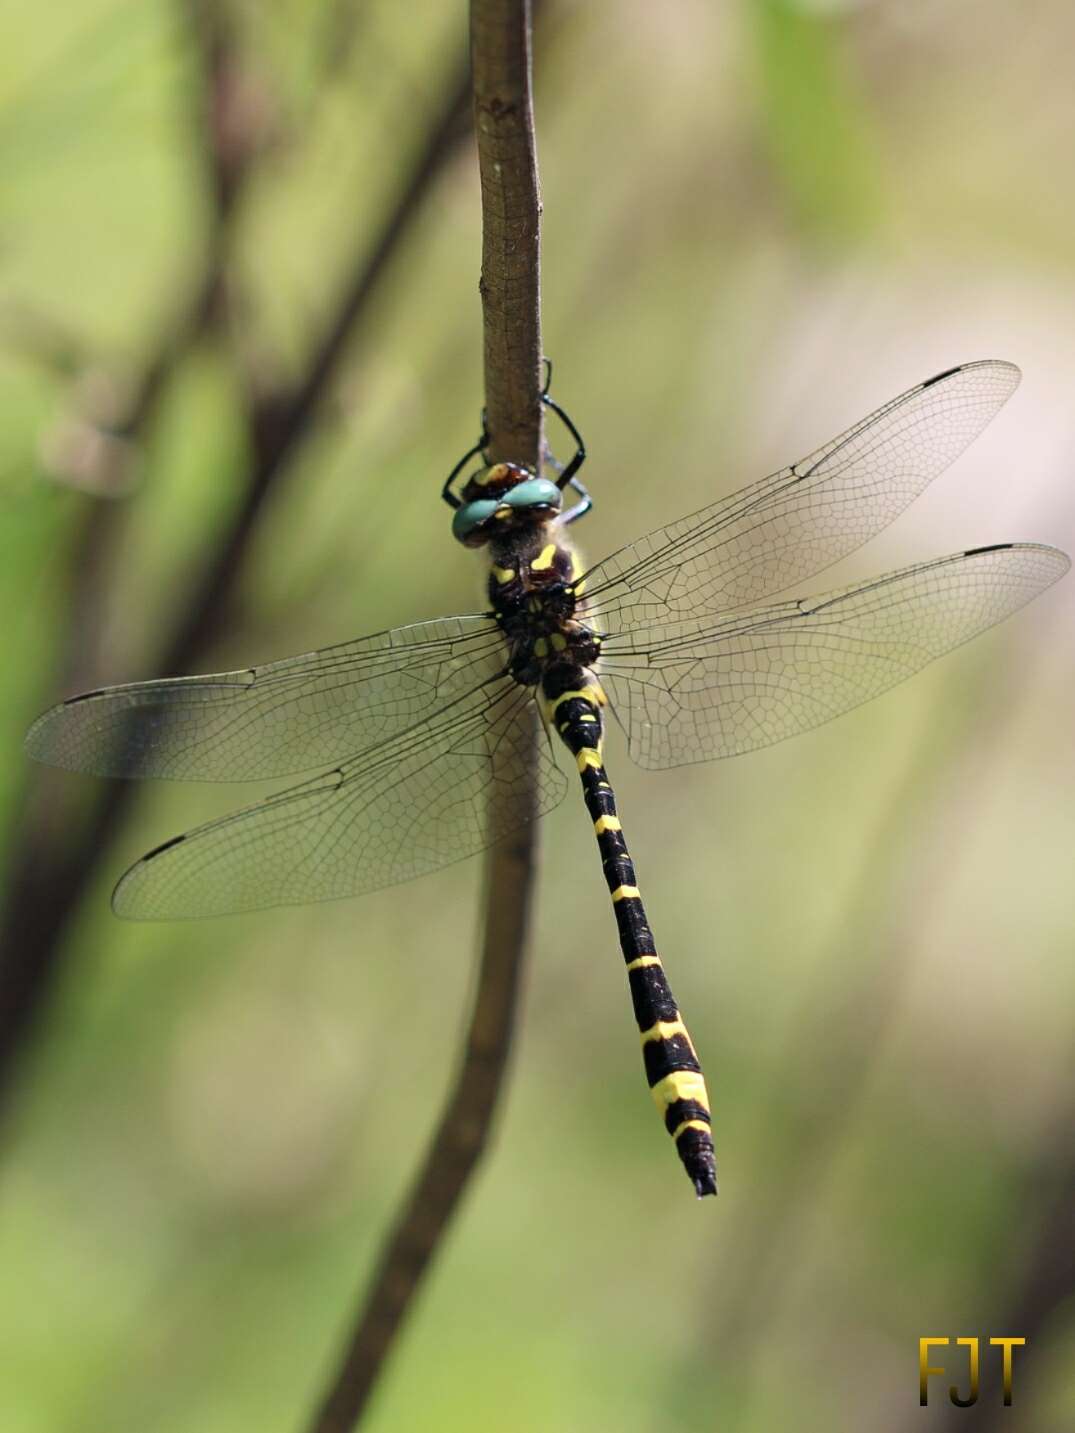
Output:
left=538, top=659, right=718, bottom=1197
left=484, top=522, right=716, bottom=1196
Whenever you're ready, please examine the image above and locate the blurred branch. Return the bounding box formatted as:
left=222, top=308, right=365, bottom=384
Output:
left=50, top=1, right=262, bottom=675
left=316, top=0, right=374, bottom=86
left=303, top=4, right=544, bottom=1429
left=0, top=0, right=256, bottom=1114
left=185, top=0, right=260, bottom=227
left=0, top=16, right=474, bottom=1125
left=302, top=822, right=540, bottom=1433
left=0, top=297, right=89, bottom=379
left=39, top=0, right=257, bottom=503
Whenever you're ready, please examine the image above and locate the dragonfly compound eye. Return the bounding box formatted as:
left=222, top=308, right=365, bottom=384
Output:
left=504, top=476, right=563, bottom=514
left=452, top=476, right=563, bottom=546
left=451, top=497, right=500, bottom=546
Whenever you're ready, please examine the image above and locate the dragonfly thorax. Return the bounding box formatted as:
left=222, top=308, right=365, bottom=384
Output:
left=494, top=574, right=601, bottom=686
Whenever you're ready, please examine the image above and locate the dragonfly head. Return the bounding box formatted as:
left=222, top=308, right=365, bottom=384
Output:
left=451, top=464, right=563, bottom=547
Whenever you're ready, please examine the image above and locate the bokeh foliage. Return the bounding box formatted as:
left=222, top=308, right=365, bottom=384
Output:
left=1, top=2, right=1072, bottom=1430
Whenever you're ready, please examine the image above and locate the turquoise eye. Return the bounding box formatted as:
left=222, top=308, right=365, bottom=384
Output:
left=452, top=498, right=499, bottom=543
left=452, top=478, right=563, bottom=544
left=505, top=477, right=562, bottom=511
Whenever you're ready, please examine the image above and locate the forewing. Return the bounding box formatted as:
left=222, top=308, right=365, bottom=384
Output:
left=600, top=544, right=1068, bottom=769
left=583, top=361, right=1021, bottom=633
left=112, top=678, right=566, bottom=919
left=25, top=615, right=506, bottom=781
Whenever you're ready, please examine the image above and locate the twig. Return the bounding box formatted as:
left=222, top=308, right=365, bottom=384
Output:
left=0, top=39, right=474, bottom=1122
left=302, top=818, right=539, bottom=1433
left=303, top=4, right=544, bottom=1428
left=473, top=0, right=543, bottom=462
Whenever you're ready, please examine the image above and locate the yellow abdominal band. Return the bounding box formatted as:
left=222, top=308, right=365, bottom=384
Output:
left=649, top=1069, right=710, bottom=1115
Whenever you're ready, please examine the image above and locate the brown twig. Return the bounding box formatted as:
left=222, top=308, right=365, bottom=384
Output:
left=473, top=0, right=544, bottom=461
left=0, top=36, right=474, bottom=1122
left=302, top=819, right=539, bottom=1433
left=303, top=4, right=544, bottom=1429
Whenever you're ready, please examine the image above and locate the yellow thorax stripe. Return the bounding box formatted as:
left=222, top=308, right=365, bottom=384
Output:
left=492, top=565, right=515, bottom=584
left=531, top=543, right=558, bottom=571
left=650, top=1070, right=710, bottom=1112
left=569, top=551, right=586, bottom=594
left=473, top=464, right=505, bottom=486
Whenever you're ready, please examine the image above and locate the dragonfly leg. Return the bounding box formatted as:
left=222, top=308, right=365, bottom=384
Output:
left=561, top=474, right=592, bottom=525
left=441, top=410, right=490, bottom=509
left=541, top=389, right=586, bottom=490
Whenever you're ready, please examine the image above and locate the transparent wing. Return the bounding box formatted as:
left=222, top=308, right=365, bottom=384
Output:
left=113, top=678, right=566, bottom=919
left=583, top=361, right=1021, bottom=632
left=599, top=544, right=1068, bottom=770
left=25, top=615, right=506, bottom=781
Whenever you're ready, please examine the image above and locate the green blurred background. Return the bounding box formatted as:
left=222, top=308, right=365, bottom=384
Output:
left=1, top=1, right=1072, bottom=1429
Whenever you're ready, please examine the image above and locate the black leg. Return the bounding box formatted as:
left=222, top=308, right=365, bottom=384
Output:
left=442, top=367, right=586, bottom=513
left=540, top=390, right=586, bottom=490
left=562, top=475, right=592, bottom=525
left=441, top=411, right=489, bottom=509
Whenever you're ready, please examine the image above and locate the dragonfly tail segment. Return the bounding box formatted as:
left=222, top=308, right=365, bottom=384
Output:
left=540, top=666, right=718, bottom=1198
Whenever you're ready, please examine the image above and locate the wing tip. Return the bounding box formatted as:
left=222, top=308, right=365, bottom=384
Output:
left=962, top=541, right=1071, bottom=576
left=111, top=835, right=189, bottom=921
left=26, top=688, right=110, bottom=750
left=920, top=358, right=1021, bottom=392
left=23, top=707, right=63, bottom=766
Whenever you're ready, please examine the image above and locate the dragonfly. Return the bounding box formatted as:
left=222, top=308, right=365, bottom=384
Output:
left=25, top=359, right=1068, bottom=1198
